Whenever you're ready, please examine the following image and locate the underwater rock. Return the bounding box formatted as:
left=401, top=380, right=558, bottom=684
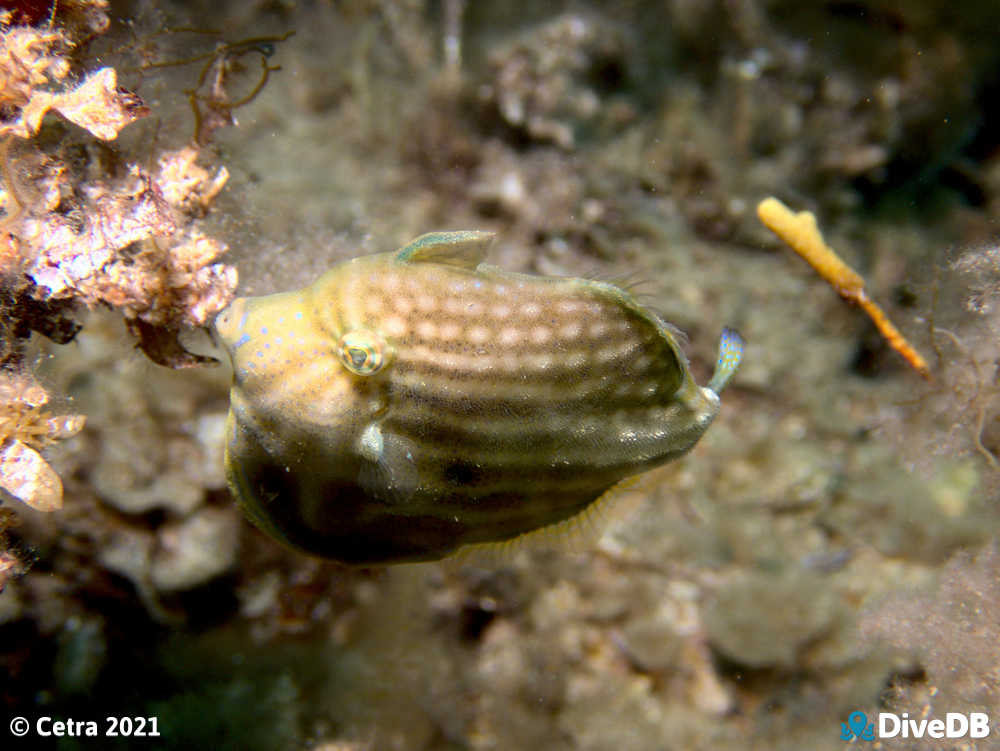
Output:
left=479, top=13, right=630, bottom=149
left=151, top=507, right=240, bottom=593
left=704, top=570, right=842, bottom=668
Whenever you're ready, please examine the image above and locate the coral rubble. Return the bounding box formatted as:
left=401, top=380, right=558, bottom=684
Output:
left=479, top=12, right=630, bottom=149
left=0, top=2, right=237, bottom=587
left=0, top=369, right=83, bottom=513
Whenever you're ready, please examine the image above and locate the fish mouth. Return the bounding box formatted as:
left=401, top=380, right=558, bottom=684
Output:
left=212, top=297, right=249, bottom=351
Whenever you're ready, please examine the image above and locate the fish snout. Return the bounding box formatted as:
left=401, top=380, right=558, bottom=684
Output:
left=213, top=297, right=249, bottom=352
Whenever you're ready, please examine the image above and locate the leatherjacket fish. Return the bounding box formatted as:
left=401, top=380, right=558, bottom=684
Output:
left=214, top=231, right=743, bottom=565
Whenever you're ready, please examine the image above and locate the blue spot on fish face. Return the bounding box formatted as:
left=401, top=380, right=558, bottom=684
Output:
left=260, top=327, right=268, bottom=335
left=234, top=333, right=251, bottom=349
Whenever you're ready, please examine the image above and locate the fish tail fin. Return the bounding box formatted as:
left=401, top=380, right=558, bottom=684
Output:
left=707, top=327, right=744, bottom=394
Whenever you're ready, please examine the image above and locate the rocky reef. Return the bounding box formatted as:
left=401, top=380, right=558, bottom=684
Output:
left=2, top=1, right=999, bottom=749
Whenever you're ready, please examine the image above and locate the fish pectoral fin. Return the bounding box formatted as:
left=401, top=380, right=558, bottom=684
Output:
left=395, top=231, right=495, bottom=269
left=356, top=423, right=420, bottom=503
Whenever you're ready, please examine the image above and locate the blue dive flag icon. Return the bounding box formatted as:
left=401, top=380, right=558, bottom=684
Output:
left=841, top=711, right=876, bottom=741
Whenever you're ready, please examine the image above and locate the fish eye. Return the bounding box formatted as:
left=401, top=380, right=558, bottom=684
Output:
left=337, top=330, right=388, bottom=376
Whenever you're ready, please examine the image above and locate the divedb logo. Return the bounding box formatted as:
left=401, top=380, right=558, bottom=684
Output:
left=841, top=710, right=991, bottom=741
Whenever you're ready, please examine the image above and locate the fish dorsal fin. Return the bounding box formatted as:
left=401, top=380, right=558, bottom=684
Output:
left=395, top=231, right=495, bottom=269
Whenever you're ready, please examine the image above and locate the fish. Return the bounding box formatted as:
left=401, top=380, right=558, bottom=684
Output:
left=213, top=231, right=743, bottom=565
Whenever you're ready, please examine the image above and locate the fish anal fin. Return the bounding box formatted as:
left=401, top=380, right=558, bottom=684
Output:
left=395, top=231, right=495, bottom=269
left=443, top=474, right=648, bottom=570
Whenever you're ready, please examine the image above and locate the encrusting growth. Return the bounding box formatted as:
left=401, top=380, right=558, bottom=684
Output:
left=0, top=3, right=291, bottom=529
left=757, top=196, right=930, bottom=378
left=0, top=370, right=85, bottom=512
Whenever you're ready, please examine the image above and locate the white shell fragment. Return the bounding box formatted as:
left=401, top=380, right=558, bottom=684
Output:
left=20, top=67, right=148, bottom=141
left=0, top=439, right=64, bottom=512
